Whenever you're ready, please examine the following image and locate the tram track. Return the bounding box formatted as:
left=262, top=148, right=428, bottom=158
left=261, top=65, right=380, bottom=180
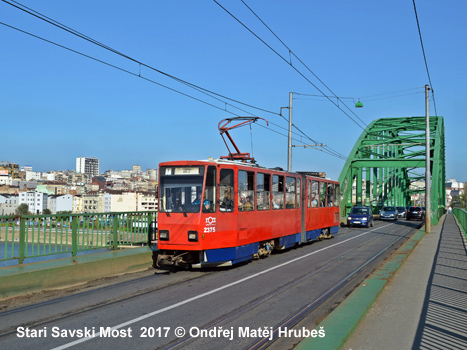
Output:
left=0, top=222, right=419, bottom=350
left=160, top=222, right=416, bottom=350
left=0, top=224, right=389, bottom=323
left=247, top=223, right=417, bottom=350
left=0, top=271, right=211, bottom=337
left=0, top=274, right=157, bottom=317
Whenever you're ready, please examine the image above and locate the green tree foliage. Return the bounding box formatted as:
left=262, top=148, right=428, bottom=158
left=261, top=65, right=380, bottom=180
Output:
left=451, top=193, right=467, bottom=209
left=43, top=208, right=52, bottom=215
left=15, top=203, right=29, bottom=215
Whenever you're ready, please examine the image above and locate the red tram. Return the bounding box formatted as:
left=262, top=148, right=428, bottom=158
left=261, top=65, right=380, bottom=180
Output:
left=156, top=159, right=340, bottom=268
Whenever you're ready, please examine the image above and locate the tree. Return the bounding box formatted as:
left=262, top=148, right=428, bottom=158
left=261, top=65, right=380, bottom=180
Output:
left=43, top=209, right=52, bottom=215
left=15, top=203, right=29, bottom=215
left=56, top=211, right=72, bottom=221
left=451, top=192, right=467, bottom=209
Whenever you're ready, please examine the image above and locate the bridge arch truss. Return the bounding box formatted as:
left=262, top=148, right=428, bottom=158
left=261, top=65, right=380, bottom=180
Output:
left=338, top=116, right=445, bottom=225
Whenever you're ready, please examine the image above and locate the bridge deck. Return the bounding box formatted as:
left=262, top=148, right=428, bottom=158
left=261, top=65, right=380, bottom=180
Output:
left=340, top=213, right=467, bottom=349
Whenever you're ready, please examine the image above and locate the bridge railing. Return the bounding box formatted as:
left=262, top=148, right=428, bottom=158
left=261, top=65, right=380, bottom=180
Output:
left=453, top=208, right=467, bottom=236
left=0, top=211, right=156, bottom=265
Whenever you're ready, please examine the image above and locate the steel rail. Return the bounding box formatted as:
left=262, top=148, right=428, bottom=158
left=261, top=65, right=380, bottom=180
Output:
left=162, top=223, right=416, bottom=350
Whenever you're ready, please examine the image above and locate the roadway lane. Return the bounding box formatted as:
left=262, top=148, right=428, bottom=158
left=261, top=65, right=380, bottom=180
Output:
left=0, top=219, right=423, bottom=350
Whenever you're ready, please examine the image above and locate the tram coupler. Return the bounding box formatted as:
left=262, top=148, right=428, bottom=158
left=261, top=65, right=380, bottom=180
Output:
left=156, top=253, right=190, bottom=268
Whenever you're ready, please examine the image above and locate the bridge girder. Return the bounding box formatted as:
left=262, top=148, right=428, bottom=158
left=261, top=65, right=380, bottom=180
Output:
left=338, top=116, right=445, bottom=225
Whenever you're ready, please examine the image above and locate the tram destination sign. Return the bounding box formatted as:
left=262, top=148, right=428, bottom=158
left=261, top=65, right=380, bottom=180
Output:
left=163, top=167, right=201, bottom=176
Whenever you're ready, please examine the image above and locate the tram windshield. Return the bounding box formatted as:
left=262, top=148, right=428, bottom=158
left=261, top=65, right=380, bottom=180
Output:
left=159, top=166, right=205, bottom=213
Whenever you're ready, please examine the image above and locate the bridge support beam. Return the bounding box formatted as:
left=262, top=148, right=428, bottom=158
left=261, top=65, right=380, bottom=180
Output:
left=338, top=116, right=445, bottom=225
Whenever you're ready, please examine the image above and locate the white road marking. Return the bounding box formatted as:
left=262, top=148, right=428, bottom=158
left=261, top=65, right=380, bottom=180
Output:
left=52, top=223, right=392, bottom=349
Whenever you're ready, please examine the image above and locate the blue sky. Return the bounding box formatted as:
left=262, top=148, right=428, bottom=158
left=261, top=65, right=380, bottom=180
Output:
left=1, top=1, right=465, bottom=182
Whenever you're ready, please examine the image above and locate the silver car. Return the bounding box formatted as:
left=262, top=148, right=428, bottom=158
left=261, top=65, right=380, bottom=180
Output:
left=380, top=206, right=398, bottom=221
left=396, top=206, right=407, bottom=218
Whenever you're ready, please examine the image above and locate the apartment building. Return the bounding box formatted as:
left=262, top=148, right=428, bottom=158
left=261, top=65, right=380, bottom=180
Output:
left=76, top=157, right=100, bottom=177
left=47, top=194, right=73, bottom=214
left=137, top=191, right=158, bottom=211
left=73, top=195, right=83, bottom=214
left=0, top=194, right=18, bottom=215
left=18, top=191, right=47, bottom=214
left=106, top=190, right=137, bottom=212
left=82, top=192, right=104, bottom=213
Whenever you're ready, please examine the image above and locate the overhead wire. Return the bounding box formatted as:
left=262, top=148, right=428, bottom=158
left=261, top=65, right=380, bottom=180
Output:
left=3, top=0, right=347, bottom=160
left=2, top=22, right=345, bottom=159
left=3, top=0, right=319, bottom=137
left=213, top=0, right=367, bottom=130
left=3, top=22, right=337, bottom=161
left=294, top=90, right=425, bottom=102
left=3, top=20, right=343, bottom=161
left=294, top=86, right=424, bottom=100
left=1, top=0, right=280, bottom=118
left=244, top=0, right=368, bottom=125
left=412, top=0, right=438, bottom=116
left=236, top=0, right=352, bottom=159
left=0, top=21, right=243, bottom=117
left=359, top=86, right=425, bottom=99
left=254, top=124, right=347, bottom=160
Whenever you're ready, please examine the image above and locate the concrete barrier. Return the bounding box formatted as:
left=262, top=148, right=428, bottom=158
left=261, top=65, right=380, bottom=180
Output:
left=0, top=247, right=154, bottom=299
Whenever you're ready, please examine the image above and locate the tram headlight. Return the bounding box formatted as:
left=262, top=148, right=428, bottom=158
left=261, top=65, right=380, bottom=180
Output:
left=159, top=230, right=169, bottom=241
left=188, top=230, right=198, bottom=242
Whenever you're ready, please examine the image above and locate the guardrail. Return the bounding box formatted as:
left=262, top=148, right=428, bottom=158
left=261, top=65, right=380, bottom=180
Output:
left=453, top=208, right=467, bottom=236
left=0, top=211, right=156, bottom=265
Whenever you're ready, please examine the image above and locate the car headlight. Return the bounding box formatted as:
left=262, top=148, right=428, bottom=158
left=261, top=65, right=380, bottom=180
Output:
left=348, top=217, right=352, bottom=220
left=362, top=217, right=368, bottom=221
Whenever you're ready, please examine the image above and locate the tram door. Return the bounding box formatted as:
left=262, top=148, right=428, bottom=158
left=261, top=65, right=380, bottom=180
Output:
left=216, top=168, right=237, bottom=246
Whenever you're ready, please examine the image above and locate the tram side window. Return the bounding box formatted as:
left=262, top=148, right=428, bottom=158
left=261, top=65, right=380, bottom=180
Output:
left=297, top=178, right=301, bottom=209
left=320, top=182, right=327, bottom=207
left=286, top=177, right=296, bottom=209
left=219, top=169, right=234, bottom=212
left=203, top=166, right=216, bottom=213
left=327, top=183, right=334, bottom=207
left=307, top=179, right=312, bottom=208
left=238, top=170, right=255, bottom=212
left=257, top=173, right=271, bottom=210
left=335, top=184, right=340, bottom=207
left=311, top=180, right=319, bottom=208
left=272, top=175, right=284, bottom=209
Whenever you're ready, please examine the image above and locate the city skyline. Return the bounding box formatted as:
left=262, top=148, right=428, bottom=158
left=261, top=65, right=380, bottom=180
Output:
left=3, top=157, right=466, bottom=184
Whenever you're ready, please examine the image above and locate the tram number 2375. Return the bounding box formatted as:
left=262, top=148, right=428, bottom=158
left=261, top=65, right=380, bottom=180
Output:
left=204, top=227, right=216, bottom=233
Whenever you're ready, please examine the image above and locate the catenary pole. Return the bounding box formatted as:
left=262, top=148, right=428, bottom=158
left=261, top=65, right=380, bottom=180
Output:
left=287, top=92, right=293, bottom=172
left=425, top=84, right=431, bottom=233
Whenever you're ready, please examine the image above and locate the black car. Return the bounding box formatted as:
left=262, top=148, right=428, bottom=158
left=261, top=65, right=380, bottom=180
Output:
left=406, top=206, right=425, bottom=220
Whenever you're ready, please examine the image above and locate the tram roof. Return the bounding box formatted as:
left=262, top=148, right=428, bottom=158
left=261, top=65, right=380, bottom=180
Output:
left=160, top=158, right=334, bottom=180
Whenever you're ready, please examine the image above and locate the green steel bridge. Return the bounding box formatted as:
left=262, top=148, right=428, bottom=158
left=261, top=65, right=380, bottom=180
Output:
left=0, top=116, right=447, bottom=265
left=338, top=116, right=445, bottom=225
